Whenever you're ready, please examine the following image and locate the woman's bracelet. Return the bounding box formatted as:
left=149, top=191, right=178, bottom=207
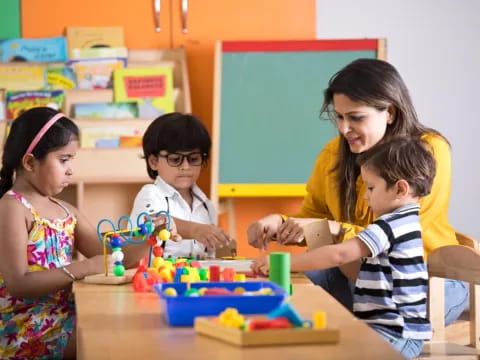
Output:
left=61, top=266, right=77, bottom=281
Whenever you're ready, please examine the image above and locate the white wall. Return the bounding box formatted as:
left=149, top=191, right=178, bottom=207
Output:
left=316, top=0, right=480, bottom=240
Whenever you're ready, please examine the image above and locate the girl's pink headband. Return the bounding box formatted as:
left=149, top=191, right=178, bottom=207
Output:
left=25, top=113, right=65, bottom=156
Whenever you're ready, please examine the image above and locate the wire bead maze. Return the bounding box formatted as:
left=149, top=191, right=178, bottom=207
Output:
left=96, top=210, right=172, bottom=276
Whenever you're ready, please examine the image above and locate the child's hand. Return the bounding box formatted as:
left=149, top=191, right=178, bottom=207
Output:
left=148, top=214, right=182, bottom=242
left=86, top=254, right=112, bottom=276
left=193, top=223, right=232, bottom=249
left=251, top=256, right=269, bottom=276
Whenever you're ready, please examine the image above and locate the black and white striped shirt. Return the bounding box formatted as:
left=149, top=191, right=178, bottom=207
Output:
left=354, top=203, right=432, bottom=340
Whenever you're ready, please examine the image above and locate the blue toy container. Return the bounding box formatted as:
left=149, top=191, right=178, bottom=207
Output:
left=154, top=281, right=288, bottom=326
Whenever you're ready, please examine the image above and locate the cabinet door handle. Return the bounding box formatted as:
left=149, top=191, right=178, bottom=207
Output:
left=181, top=0, right=188, bottom=33
left=154, top=0, right=161, bottom=32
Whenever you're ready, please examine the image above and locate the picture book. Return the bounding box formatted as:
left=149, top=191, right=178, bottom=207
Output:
left=74, top=102, right=138, bottom=119
left=0, top=64, right=46, bottom=91
left=71, top=47, right=128, bottom=60
left=0, top=36, right=67, bottom=62
left=46, top=65, right=77, bottom=90
left=67, top=58, right=127, bottom=89
left=113, top=66, right=174, bottom=118
left=6, top=90, right=65, bottom=120
left=80, top=126, right=140, bottom=148
left=66, top=26, right=125, bottom=58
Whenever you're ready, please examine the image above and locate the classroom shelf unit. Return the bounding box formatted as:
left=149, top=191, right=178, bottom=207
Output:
left=2, top=47, right=191, bottom=227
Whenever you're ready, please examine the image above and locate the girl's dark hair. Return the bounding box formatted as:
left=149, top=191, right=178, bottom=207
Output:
left=357, top=137, right=436, bottom=197
left=320, top=58, right=447, bottom=221
left=142, top=112, right=211, bottom=180
left=0, top=107, right=79, bottom=197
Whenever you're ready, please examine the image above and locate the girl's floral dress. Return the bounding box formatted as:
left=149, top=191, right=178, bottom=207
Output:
left=0, top=190, right=77, bottom=360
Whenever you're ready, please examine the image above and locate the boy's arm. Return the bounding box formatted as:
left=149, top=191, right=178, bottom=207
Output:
left=172, top=217, right=232, bottom=249
left=251, top=237, right=369, bottom=276
left=291, top=236, right=370, bottom=272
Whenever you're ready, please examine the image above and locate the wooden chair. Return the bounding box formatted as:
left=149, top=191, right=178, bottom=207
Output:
left=419, top=232, right=480, bottom=359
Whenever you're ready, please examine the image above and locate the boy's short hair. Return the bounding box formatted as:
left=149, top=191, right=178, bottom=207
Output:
left=143, top=112, right=212, bottom=179
left=356, top=137, right=436, bottom=197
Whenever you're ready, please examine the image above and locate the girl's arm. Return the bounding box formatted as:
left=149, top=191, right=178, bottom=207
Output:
left=68, top=203, right=154, bottom=269
left=0, top=198, right=103, bottom=298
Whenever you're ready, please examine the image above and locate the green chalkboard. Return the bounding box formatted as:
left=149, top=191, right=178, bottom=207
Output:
left=0, top=0, right=20, bottom=38
left=214, top=40, right=382, bottom=196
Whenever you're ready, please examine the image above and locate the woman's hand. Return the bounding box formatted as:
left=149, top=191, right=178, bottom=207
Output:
left=251, top=256, right=269, bottom=276
left=247, top=214, right=283, bottom=250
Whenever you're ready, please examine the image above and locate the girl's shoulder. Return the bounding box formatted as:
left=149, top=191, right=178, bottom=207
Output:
left=0, top=192, right=33, bottom=225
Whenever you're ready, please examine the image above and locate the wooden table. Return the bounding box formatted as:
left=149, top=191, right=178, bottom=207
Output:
left=74, top=279, right=404, bottom=360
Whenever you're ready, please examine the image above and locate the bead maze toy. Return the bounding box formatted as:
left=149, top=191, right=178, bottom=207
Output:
left=194, top=303, right=340, bottom=346
left=82, top=211, right=172, bottom=285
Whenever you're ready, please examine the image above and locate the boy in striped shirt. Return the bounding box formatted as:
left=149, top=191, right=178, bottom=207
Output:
left=252, top=137, right=434, bottom=359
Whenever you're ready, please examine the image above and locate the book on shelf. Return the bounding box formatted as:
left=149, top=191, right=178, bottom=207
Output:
left=71, top=47, right=128, bottom=60
left=67, top=58, right=127, bottom=89
left=66, top=26, right=125, bottom=58
left=0, top=36, right=67, bottom=62
left=73, top=102, right=138, bottom=119
left=46, top=65, right=77, bottom=90
left=6, top=90, right=65, bottom=120
left=0, top=64, right=46, bottom=91
left=80, top=126, right=141, bottom=148
left=113, top=66, right=174, bottom=118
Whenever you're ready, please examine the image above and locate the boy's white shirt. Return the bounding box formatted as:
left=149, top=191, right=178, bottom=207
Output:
left=130, top=176, right=217, bottom=258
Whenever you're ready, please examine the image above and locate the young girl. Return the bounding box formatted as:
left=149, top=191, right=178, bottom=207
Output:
left=0, top=107, right=159, bottom=359
left=130, top=112, right=232, bottom=259
left=252, top=137, right=434, bottom=359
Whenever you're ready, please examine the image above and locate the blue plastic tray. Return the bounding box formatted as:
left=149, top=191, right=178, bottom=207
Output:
left=153, top=281, right=288, bottom=326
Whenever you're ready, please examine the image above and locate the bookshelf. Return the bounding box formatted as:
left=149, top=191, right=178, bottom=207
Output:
left=2, top=47, right=191, bottom=227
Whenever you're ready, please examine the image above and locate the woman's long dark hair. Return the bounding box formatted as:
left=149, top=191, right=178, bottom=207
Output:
left=320, top=58, right=447, bottom=221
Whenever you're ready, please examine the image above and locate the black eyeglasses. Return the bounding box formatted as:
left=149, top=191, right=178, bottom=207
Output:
left=158, top=152, right=207, bottom=167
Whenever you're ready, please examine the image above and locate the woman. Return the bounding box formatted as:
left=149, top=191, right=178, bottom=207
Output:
left=247, top=58, right=468, bottom=325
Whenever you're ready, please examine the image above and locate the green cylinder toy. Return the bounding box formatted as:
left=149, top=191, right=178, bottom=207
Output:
left=269, top=252, right=292, bottom=294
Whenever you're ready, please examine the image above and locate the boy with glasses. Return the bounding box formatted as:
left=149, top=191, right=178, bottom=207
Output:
left=130, top=112, right=232, bottom=259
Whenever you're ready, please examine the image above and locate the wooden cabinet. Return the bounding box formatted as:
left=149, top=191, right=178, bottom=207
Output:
left=21, top=0, right=315, bottom=192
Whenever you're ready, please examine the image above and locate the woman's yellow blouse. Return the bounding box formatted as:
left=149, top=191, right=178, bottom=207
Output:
left=294, top=133, right=457, bottom=255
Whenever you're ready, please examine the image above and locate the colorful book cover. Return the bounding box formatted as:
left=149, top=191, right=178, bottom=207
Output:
left=0, top=64, right=46, bottom=91
left=74, top=102, right=138, bottom=119
left=113, top=66, right=174, bottom=118
left=6, top=90, right=65, bottom=120
left=66, top=26, right=125, bottom=58
left=71, top=47, right=128, bottom=60
left=80, top=126, right=140, bottom=148
left=67, top=58, right=127, bottom=89
left=46, top=65, right=77, bottom=90
left=0, top=36, right=67, bottom=62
